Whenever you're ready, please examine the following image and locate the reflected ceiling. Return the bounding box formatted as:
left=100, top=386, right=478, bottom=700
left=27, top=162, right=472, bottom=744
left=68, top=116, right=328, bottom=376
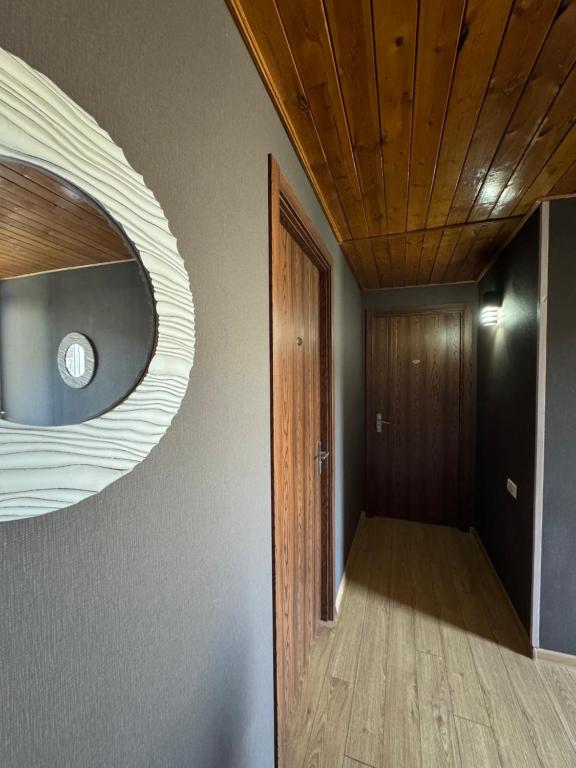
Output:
left=0, top=160, right=134, bottom=279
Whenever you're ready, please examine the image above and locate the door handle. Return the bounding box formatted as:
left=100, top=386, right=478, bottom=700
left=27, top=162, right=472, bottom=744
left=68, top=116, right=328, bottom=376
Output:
left=375, top=413, right=390, bottom=433
left=316, top=441, right=330, bottom=475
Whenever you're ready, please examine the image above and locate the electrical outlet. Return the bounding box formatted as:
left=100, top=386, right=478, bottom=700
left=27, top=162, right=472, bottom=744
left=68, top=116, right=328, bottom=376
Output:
left=507, top=478, right=518, bottom=500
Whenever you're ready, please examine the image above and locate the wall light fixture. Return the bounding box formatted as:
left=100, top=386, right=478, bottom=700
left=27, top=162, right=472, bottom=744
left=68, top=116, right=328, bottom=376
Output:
left=481, top=290, right=502, bottom=326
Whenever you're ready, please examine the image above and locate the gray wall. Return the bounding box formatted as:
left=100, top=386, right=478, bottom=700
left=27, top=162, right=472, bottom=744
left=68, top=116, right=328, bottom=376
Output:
left=476, top=212, right=540, bottom=632
left=0, top=4, right=364, bottom=767
left=540, top=198, right=576, bottom=654
left=0, top=261, right=155, bottom=425
left=363, top=282, right=479, bottom=313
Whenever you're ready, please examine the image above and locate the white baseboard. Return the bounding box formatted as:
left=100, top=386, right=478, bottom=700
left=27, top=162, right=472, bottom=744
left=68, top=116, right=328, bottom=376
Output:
left=533, top=647, right=576, bottom=668
left=335, top=511, right=366, bottom=615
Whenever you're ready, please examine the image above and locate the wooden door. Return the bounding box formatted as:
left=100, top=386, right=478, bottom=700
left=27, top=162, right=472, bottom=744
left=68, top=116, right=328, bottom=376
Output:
left=270, top=158, right=334, bottom=766
left=366, top=307, right=472, bottom=527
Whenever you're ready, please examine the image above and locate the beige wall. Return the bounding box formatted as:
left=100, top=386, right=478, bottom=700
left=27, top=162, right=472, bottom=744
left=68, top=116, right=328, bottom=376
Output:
left=0, top=2, right=364, bottom=766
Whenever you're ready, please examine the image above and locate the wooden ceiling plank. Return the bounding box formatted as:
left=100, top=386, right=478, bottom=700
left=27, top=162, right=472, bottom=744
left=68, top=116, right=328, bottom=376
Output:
left=550, top=158, right=576, bottom=195
left=0, top=162, right=106, bottom=223
left=475, top=217, right=526, bottom=281
left=0, top=198, right=126, bottom=255
left=0, top=215, right=125, bottom=263
left=342, top=215, right=522, bottom=246
left=0, top=204, right=127, bottom=259
left=370, top=237, right=392, bottom=287
left=513, top=123, right=576, bottom=214
left=355, top=239, right=381, bottom=288
left=443, top=224, right=481, bottom=283
left=387, top=234, right=407, bottom=287
left=226, top=0, right=351, bottom=240
left=0, top=227, right=116, bottom=267
left=339, top=241, right=367, bottom=286
left=426, top=0, right=514, bottom=229
left=418, top=229, right=443, bottom=284
left=470, top=0, right=576, bottom=222
left=273, top=0, right=370, bottom=238
left=0, top=161, right=106, bottom=219
left=446, top=0, right=560, bottom=226
left=0, top=174, right=122, bottom=240
left=430, top=227, right=463, bottom=283
left=373, top=0, right=418, bottom=235
left=324, top=0, right=387, bottom=237
left=341, top=240, right=379, bottom=288
left=405, top=230, right=424, bottom=286
left=457, top=220, right=505, bottom=281
left=0, top=248, right=109, bottom=280
left=407, top=0, right=467, bottom=232
left=0, top=182, right=126, bottom=247
left=490, top=63, right=576, bottom=218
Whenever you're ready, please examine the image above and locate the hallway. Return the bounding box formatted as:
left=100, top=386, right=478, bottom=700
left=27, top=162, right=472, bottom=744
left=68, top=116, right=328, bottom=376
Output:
left=286, top=517, right=576, bottom=767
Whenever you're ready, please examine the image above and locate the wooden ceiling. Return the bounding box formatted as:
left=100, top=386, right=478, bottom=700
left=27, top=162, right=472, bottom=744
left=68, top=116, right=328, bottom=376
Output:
left=0, top=160, right=133, bottom=279
left=228, top=0, right=576, bottom=288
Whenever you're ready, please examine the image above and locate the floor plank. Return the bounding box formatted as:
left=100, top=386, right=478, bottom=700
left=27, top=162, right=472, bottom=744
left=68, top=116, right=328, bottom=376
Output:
left=455, top=716, right=502, bottom=768
left=417, top=651, right=460, bottom=767
left=301, top=675, right=353, bottom=768
left=286, top=625, right=336, bottom=768
left=381, top=520, right=422, bottom=767
left=411, top=523, right=443, bottom=656
left=342, top=758, right=373, bottom=768
left=538, top=661, right=576, bottom=750
left=431, top=529, right=489, bottom=726
left=327, top=535, right=372, bottom=684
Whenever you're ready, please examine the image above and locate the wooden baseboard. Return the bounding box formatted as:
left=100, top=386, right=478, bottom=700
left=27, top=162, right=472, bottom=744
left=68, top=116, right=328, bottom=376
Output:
left=470, top=527, right=533, bottom=654
left=335, top=511, right=366, bottom=615
left=533, top=647, right=576, bottom=668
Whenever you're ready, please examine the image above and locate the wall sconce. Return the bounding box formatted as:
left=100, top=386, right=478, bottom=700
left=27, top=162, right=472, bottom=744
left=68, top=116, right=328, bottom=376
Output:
left=481, top=290, right=502, bottom=326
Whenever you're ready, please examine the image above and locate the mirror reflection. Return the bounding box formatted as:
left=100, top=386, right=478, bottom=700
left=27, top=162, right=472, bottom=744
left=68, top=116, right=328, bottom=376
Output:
left=0, top=159, right=156, bottom=426
left=66, top=343, right=86, bottom=378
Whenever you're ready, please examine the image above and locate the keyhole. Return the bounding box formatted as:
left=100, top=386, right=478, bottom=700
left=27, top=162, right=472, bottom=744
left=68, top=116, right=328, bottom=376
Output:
left=296, top=337, right=303, bottom=346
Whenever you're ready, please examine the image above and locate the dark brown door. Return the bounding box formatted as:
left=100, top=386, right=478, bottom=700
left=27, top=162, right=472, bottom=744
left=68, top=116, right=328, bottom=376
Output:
left=366, top=307, right=472, bottom=527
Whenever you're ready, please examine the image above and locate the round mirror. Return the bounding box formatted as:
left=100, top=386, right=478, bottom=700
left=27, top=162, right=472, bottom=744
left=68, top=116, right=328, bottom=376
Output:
left=57, top=332, right=96, bottom=389
left=0, top=46, right=194, bottom=522
left=0, top=159, right=156, bottom=426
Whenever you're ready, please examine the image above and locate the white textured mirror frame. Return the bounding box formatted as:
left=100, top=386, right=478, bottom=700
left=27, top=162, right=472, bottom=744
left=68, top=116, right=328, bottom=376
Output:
left=0, top=49, right=195, bottom=521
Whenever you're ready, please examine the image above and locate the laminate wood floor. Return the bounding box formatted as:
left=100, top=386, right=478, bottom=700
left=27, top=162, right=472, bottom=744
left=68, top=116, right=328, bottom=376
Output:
left=286, top=517, right=576, bottom=767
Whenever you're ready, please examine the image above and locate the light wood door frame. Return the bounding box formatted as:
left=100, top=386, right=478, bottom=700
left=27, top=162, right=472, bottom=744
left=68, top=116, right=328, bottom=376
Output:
left=269, top=155, right=335, bottom=760
left=365, top=304, right=474, bottom=530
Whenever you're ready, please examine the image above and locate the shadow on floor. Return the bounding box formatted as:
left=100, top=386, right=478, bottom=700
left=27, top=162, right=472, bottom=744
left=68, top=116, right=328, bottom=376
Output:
left=340, top=516, right=531, bottom=656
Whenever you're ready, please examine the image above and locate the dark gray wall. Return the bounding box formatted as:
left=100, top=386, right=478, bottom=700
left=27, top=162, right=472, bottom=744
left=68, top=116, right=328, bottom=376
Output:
left=476, top=211, right=540, bottom=632
left=540, top=198, right=576, bottom=654
left=0, top=3, right=364, bottom=767
left=0, top=261, right=155, bottom=425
